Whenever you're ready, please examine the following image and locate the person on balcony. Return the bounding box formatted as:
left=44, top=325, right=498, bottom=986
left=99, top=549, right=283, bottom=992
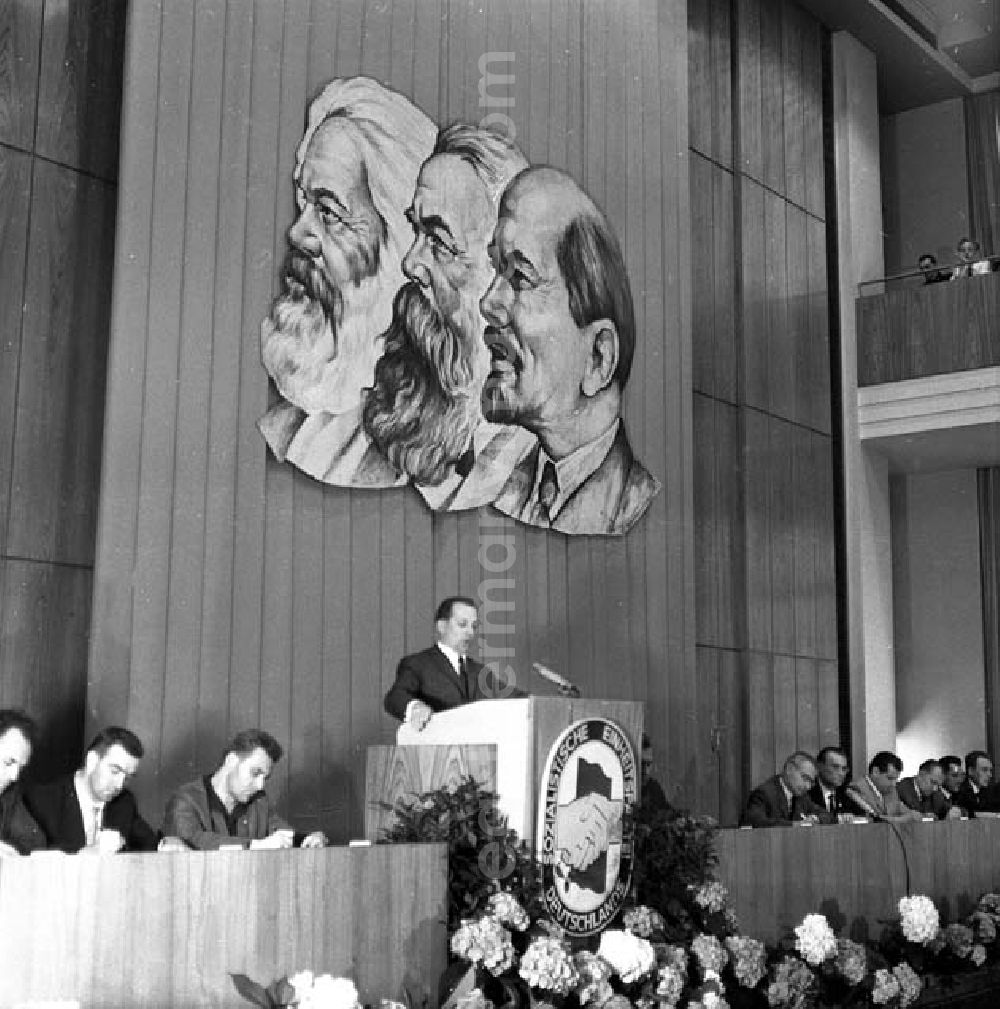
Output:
left=950, top=237, right=991, bottom=279
left=917, top=253, right=947, bottom=285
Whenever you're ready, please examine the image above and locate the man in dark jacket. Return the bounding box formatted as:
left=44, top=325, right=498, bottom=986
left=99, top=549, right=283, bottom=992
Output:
left=898, top=759, right=957, bottom=819
left=741, top=751, right=832, bottom=827
left=384, top=596, right=522, bottom=731
left=0, top=709, right=46, bottom=856
left=26, top=726, right=160, bottom=853
left=163, top=728, right=327, bottom=850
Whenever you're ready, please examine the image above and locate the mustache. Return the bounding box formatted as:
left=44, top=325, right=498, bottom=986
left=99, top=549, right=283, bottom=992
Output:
left=279, top=248, right=344, bottom=330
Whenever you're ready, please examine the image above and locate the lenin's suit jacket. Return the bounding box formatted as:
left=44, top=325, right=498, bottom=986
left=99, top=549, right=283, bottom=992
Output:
left=740, top=774, right=832, bottom=827
left=384, top=646, right=523, bottom=721
left=492, top=425, right=660, bottom=537
left=897, top=776, right=951, bottom=819
left=25, top=775, right=159, bottom=853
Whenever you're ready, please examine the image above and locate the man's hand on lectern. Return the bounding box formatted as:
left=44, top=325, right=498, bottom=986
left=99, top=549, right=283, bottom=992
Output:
left=555, top=793, right=623, bottom=871
left=408, top=700, right=433, bottom=732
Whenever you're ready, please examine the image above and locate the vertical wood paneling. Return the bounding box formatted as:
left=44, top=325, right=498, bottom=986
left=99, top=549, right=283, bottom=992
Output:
left=35, top=0, right=126, bottom=181
left=8, top=161, right=115, bottom=568
left=781, top=1, right=805, bottom=210
left=0, top=146, right=31, bottom=550
left=764, top=190, right=791, bottom=419
left=688, top=0, right=732, bottom=168
left=741, top=178, right=767, bottom=410
left=161, top=0, right=226, bottom=786
left=802, top=16, right=825, bottom=219
left=692, top=0, right=840, bottom=806
left=86, top=0, right=160, bottom=727
left=806, top=214, right=831, bottom=433
left=0, top=0, right=42, bottom=149
left=197, top=0, right=254, bottom=769
left=744, top=408, right=772, bottom=652
left=760, top=0, right=785, bottom=195
left=90, top=0, right=693, bottom=838
left=129, top=0, right=194, bottom=779
left=0, top=560, right=92, bottom=779
left=736, top=0, right=763, bottom=182
left=0, top=0, right=122, bottom=785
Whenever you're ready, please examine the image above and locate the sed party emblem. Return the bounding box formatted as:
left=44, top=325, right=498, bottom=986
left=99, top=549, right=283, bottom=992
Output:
left=536, top=718, right=637, bottom=936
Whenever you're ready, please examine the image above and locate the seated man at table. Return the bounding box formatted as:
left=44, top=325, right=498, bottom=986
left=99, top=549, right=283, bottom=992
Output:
left=741, top=751, right=832, bottom=827
left=955, top=750, right=1000, bottom=816
left=939, top=754, right=967, bottom=815
left=0, top=709, right=46, bottom=856
left=163, top=729, right=328, bottom=850
left=845, top=751, right=922, bottom=822
left=807, top=745, right=860, bottom=818
left=897, top=758, right=958, bottom=819
left=26, top=726, right=162, bottom=852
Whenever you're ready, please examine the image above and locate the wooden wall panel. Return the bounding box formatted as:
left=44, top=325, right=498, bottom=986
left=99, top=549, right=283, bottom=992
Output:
left=0, top=559, right=92, bottom=778
left=7, top=161, right=115, bottom=568
left=0, top=0, right=42, bottom=149
left=694, top=394, right=743, bottom=650
left=760, top=0, right=785, bottom=196
left=736, top=0, right=763, bottom=182
left=89, top=0, right=693, bottom=838
left=691, top=152, right=737, bottom=401
left=857, top=275, right=1000, bottom=386
left=0, top=146, right=31, bottom=550
left=35, top=0, right=126, bottom=181
left=693, top=0, right=838, bottom=816
left=0, top=1, right=121, bottom=770
left=688, top=0, right=732, bottom=169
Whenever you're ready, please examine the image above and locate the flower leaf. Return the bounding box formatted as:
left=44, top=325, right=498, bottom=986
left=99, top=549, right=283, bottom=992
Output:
left=230, top=973, right=274, bottom=1008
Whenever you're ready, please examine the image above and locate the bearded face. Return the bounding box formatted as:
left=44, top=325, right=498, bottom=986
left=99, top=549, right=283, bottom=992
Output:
left=261, top=117, right=395, bottom=417
left=363, top=281, right=488, bottom=486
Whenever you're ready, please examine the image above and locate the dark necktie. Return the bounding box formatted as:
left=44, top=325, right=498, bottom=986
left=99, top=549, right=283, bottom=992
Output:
left=827, top=792, right=835, bottom=814
left=459, top=656, right=470, bottom=699
left=536, top=460, right=559, bottom=524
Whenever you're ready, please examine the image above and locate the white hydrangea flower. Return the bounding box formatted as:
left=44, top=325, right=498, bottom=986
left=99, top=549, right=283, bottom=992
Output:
left=793, top=913, right=837, bottom=965
left=898, top=895, right=940, bottom=944
left=597, top=929, right=657, bottom=984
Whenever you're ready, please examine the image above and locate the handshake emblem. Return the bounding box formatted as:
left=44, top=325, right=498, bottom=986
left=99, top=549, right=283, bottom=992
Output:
left=553, top=792, right=623, bottom=872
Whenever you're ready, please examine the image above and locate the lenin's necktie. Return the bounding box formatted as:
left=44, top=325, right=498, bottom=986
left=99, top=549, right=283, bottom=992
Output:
left=536, top=461, right=559, bottom=524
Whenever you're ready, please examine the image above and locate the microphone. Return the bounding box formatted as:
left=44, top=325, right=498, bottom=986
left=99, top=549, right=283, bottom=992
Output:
left=532, top=662, right=581, bottom=698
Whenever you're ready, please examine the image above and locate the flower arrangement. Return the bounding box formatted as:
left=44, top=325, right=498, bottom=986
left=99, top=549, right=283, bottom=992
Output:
left=376, top=780, right=1000, bottom=1009
left=231, top=971, right=361, bottom=1009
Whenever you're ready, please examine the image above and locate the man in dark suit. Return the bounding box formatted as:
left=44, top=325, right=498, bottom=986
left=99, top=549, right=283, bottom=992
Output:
left=898, top=758, right=957, bottom=819
left=741, top=751, right=832, bottom=827
left=955, top=750, right=999, bottom=817
left=479, top=166, right=660, bottom=536
left=384, top=596, right=521, bottom=731
left=0, top=709, right=46, bottom=856
left=808, top=745, right=860, bottom=818
left=25, top=726, right=163, bottom=853
left=940, top=754, right=968, bottom=815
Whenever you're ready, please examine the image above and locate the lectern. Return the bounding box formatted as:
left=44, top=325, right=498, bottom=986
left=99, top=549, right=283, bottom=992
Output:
left=367, top=696, right=643, bottom=844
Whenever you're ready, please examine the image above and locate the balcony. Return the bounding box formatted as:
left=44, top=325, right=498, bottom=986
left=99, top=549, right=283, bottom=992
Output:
left=858, top=271, right=1000, bottom=386
left=856, top=271, right=1000, bottom=472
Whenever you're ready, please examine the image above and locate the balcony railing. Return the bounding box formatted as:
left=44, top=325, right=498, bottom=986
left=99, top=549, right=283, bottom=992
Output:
left=857, top=271, right=1000, bottom=387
